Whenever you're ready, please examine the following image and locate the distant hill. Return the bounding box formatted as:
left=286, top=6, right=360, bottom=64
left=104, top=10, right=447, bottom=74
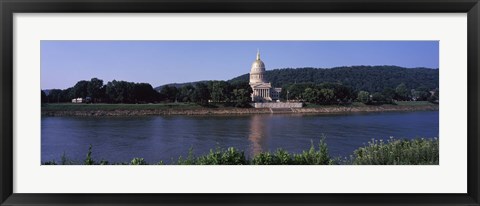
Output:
left=154, top=81, right=210, bottom=92
left=228, top=66, right=439, bottom=92
left=154, top=66, right=439, bottom=93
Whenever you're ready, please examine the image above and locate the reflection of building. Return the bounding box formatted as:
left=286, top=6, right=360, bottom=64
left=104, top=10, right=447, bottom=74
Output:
left=248, top=115, right=269, bottom=155
left=249, top=50, right=282, bottom=102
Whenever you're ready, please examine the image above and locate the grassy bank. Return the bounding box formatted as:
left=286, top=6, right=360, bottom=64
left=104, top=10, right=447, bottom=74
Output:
left=41, top=102, right=202, bottom=111
left=43, top=137, right=439, bottom=165
left=304, top=101, right=436, bottom=108
left=41, top=101, right=438, bottom=116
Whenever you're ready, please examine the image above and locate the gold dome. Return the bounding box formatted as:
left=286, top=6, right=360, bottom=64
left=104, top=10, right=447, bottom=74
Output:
left=250, top=50, right=266, bottom=83
left=251, top=60, right=265, bottom=71
left=250, top=49, right=266, bottom=73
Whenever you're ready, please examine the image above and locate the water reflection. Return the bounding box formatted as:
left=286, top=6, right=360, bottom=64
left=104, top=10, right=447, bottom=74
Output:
left=248, top=115, right=270, bottom=156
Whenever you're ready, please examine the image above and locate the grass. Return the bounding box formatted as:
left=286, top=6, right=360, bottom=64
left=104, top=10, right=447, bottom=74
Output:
left=41, top=102, right=202, bottom=111
left=393, top=101, right=436, bottom=106
left=43, top=137, right=439, bottom=165
left=42, top=101, right=436, bottom=112
left=305, top=101, right=435, bottom=108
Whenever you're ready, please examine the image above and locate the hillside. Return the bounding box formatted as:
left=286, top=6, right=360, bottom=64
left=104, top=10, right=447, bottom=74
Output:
left=228, top=66, right=438, bottom=92
left=154, top=81, right=209, bottom=92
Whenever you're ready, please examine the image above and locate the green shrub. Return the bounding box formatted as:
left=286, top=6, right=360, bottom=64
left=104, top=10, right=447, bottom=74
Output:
left=177, top=147, right=197, bottom=165
left=60, top=151, right=74, bottom=165
left=45, top=137, right=439, bottom=165
left=352, top=137, right=439, bottom=165
left=130, top=158, right=148, bottom=165
left=252, top=152, right=275, bottom=165
left=84, top=145, right=95, bottom=165
left=252, top=149, right=293, bottom=165
left=43, top=160, right=57, bottom=165
left=195, top=147, right=248, bottom=165
left=99, top=160, right=109, bottom=165
left=292, top=139, right=331, bottom=165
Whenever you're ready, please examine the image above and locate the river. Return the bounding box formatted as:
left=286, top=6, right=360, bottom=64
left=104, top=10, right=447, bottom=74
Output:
left=41, top=111, right=439, bottom=164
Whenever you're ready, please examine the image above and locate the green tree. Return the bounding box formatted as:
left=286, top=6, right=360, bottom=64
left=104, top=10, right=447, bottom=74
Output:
left=232, top=88, right=251, bottom=108
left=318, top=88, right=335, bottom=104
left=105, top=80, right=135, bottom=103
left=303, top=87, right=319, bottom=103
left=285, top=83, right=314, bottom=100
left=178, top=84, right=195, bottom=102
left=415, top=86, right=431, bottom=101
left=60, top=88, right=74, bottom=102
left=395, top=83, right=409, bottom=101
left=159, top=85, right=178, bottom=102
left=41, top=90, right=47, bottom=103
left=357, top=91, right=370, bottom=104
left=133, top=83, right=158, bottom=103
left=209, top=81, right=231, bottom=103
left=47, top=89, right=63, bottom=103
left=87, top=78, right=104, bottom=102
left=193, top=82, right=210, bottom=106
left=332, top=83, right=354, bottom=104
left=73, top=80, right=89, bottom=98
left=371, top=92, right=386, bottom=104
left=382, top=88, right=396, bottom=103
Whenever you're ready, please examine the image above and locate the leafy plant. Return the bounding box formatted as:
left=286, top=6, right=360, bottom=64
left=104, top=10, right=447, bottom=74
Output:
left=130, top=158, right=147, bottom=165
left=84, top=145, right=95, bottom=165
left=43, top=137, right=439, bottom=165
left=352, top=137, right=439, bottom=165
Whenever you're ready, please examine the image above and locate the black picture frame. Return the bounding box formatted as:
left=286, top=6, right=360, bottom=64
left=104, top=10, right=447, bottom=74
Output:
left=1, top=0, right=479, bottom=205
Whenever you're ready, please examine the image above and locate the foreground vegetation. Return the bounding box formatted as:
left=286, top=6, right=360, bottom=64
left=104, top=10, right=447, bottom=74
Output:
left=43, top=137, right=439, bottom=165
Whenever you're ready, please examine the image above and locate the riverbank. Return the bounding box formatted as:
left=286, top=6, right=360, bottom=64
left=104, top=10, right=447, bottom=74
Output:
left=41, top=102, right=438, bottom=116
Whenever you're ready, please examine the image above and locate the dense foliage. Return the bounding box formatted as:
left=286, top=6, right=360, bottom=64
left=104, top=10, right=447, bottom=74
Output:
left=43, top=78, right=253, bottom=107
left=43, top=137, right=439, bottom=165
left=229, top=66, right=438, bottom=93
left=43, top=66, right=439, bottom=106
left=42, top=78, right=161, bottom=104
left=351, top=137, right=439, bottom=165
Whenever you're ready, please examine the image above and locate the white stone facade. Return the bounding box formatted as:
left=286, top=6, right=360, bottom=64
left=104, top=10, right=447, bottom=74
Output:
left=249, top=50, right=282, bottom=102
left=252, top=102, right=303, bottom=108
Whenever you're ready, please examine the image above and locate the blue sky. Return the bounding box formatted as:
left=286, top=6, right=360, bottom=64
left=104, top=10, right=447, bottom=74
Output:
left=41, top=41, right=439, bottom=89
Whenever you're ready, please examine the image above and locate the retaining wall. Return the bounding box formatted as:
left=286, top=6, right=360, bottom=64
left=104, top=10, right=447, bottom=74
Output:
left=251, top=102, right=303, bottom=108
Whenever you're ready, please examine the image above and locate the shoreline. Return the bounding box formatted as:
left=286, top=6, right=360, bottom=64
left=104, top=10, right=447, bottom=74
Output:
left=41, top=104, right=439, bottom=116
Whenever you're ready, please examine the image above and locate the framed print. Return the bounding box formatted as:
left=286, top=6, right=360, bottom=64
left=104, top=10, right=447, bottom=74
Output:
left=1, top=0, right=479, bottom=205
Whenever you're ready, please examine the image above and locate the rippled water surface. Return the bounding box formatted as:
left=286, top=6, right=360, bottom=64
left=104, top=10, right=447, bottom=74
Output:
left=41, top=111, right=439, bottom=164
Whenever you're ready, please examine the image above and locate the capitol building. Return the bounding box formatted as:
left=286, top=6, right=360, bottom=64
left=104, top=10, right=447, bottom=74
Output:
left=249, top=50, right=282, bottom=102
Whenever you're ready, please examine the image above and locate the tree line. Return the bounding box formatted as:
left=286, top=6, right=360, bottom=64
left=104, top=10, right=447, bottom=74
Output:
left=42, top=78, right=160, bottom=104
left=281, top=82, right=438, bottom=105
left=157, top=81, right=252, bottom=107
left=42, top=78, right=253, bottom=107
left=42, top=66, right=440, bottom=107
